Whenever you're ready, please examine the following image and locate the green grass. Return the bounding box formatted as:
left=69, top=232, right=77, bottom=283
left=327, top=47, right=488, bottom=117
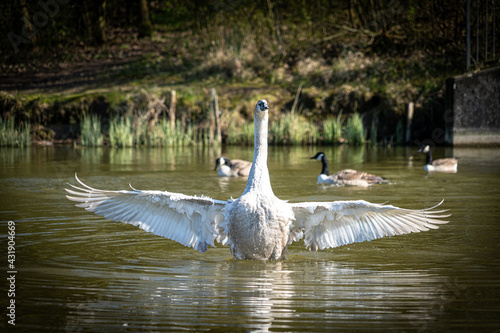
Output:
left=323, top=113, right=343, bottom=144
left=226, top=120, right=254, bottom=145
left=0, top=117, right=30, bottom=147
left=268, top=113, right=319, bottom=145
left=150, top=119, right=186, bottom=146
left=81, top=114, right=103, bottom=147
left=344, top=113, right=365, bottom=146
left=78, top=110, right=371, bottom=147
left=107, top=116, right=199, bottom=147
left=109, top=116, right=134, bottom=147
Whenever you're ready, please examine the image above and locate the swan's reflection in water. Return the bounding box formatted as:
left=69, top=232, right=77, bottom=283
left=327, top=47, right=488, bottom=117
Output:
left=61, top=258, right=453, bottom=331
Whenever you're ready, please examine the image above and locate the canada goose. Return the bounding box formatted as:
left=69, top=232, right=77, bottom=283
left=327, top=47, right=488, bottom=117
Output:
left=311, top=152, right=389, bottom=187
left=214, top=157, right=252, bottom=177
left=66, top=100, right=449, bottom=260
left=417, top=145, right=458, bottom=173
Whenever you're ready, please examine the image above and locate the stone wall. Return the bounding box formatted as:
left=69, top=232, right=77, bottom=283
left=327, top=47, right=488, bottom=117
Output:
left=445, top=66, right=500, bottom=146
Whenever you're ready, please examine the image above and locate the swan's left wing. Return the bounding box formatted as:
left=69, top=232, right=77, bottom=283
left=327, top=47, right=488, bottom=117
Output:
left=66, top=174, right=228, bottom=253
left=289, top=200, right=449, bottom=251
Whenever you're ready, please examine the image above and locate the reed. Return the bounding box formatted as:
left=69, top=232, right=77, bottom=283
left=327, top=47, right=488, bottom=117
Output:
left=153, top=119, right=173, bottom=146
left=81, top=114, right=103, bottom=147
left=226, top=120, right=238, bottom=145
left=241, top=122, right=255, bottom=145
left=0, top=117, right=30, bottom=147
left=345, top=112, right=365, bottom=145
left=133, top=117, right=149, bottom=146
left=109, top=116, right=134, bottom=147
left=322, top=113, right=343, bottom=144
left=78, top=110, right=375, bottom=147
left=269, top=113, right=318, bottom=145
left=305, top=119, right=320, bottom=145
left=226, top=120, right=254, bottom=145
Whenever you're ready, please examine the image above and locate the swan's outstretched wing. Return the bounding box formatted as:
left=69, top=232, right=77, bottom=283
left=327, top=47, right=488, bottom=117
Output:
left=66, top=174, right=228, bottom=252
left=289, top=200, right=449, bottom=251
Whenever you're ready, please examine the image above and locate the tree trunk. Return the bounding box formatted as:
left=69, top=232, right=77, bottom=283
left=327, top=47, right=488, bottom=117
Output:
left=19, top=0, right=36, bottom=42
left=96, top=0, right=107, bottom=43
left=83, top=0, right=107, bottom=44
left=82, top=0, right=93, bottom=42
left=138, top=0, right=153, bottom=38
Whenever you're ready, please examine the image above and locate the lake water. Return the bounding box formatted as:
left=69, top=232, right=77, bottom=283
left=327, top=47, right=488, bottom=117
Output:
left=1, top=145, right=499, bottom=332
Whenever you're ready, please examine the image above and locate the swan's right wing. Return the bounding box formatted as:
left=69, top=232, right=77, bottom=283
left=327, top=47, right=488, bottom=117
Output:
left=66, top=174, right=228, bottom=252
left=290, top=200, right=449, bottom=251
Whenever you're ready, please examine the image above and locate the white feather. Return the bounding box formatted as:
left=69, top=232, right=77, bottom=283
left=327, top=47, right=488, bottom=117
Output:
left=66, top=174, right=226, bottom=253
left=290, top=200, right=448, bottom=250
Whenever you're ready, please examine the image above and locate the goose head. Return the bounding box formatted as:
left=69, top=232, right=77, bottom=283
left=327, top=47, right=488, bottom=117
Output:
left=311, top=152, right=330, bottom=177
left=311, top=152, right=325, bottom=161
left=417, top=145, right=431, bottom=153
left=214, top=157, right=231, bottom=170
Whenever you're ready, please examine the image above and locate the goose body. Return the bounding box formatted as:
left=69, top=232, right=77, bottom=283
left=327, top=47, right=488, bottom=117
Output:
left=214, top=157, right=252, bottom=177
left=311, top=152, right=388, bottom=187
left=67, top=100, right=449, bottom=260
left=418, top=145, right=458, bottom=173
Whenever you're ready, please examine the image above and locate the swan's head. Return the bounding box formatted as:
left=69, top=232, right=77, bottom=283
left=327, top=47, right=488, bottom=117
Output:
left=255, top=100, right=269, bottom=113
left=311, top=152, right=325, bottom=161
left=417, top=145, right=431, bottom=153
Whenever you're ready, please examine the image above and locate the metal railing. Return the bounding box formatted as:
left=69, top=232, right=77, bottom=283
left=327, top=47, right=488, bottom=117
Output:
left=466, top=0, right=498, bottom=70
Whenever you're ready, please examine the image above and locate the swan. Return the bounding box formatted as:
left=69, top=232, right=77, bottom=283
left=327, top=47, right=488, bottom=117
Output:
left=311, top=152, right=389, bottom=186
left=66, top=100, right=449, bottom=260
left=417, top=145, right=458, bottom=173
left=214, top=157, right=252, bottom=177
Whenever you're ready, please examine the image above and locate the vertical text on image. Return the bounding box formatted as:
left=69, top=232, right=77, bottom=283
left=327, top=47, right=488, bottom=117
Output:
left=7, top=221, right=17, bottom=326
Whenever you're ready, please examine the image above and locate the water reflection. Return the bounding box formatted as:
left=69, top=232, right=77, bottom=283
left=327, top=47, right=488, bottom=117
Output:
left=55, top=259, right=453, bottom=331
left=1, top=146, right=499, bottom=331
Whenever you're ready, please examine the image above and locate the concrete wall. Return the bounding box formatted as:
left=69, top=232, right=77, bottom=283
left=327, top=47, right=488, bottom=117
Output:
left=445, top=66, right=500, bottom=146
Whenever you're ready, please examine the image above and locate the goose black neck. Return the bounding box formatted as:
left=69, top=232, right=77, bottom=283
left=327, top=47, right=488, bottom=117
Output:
left=425, top=151, right=432, bottom=165
left=321, top=155, right=330, bottom=176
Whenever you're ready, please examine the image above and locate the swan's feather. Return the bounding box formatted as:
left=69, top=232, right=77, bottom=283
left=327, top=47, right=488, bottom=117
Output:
left=290, top=200, right=449, bottom=251
left=66, top=174, right=228, bottom=252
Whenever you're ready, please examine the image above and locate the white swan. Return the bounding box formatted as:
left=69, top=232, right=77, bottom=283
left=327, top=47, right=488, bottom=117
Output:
left=418, top=145, right=458, bottom=173
left=214, top=157, right=252, bottom=177
left=311, top=152, right=388, bottom=186
left=66, top=100, right=449, bottom=260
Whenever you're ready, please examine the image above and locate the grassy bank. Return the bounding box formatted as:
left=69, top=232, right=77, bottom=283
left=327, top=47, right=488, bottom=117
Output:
left=0, top=83, right=416, bottom=147
left=0, top=44, right=449, bottom=147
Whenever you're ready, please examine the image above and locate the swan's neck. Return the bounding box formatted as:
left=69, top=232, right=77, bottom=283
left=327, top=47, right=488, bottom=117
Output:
left=321, top=156, right=330, bottom=175
left=243, top=112, right=273, bottom=194
left=425, top=151, right=432, bottom=165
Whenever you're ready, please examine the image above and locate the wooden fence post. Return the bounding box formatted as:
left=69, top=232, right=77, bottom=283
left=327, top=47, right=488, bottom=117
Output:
left=210, top=88, right=221, bottom=144
left=168, top=90, right=176, bottom=129
left=406, top=102, right=414, bottom=143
